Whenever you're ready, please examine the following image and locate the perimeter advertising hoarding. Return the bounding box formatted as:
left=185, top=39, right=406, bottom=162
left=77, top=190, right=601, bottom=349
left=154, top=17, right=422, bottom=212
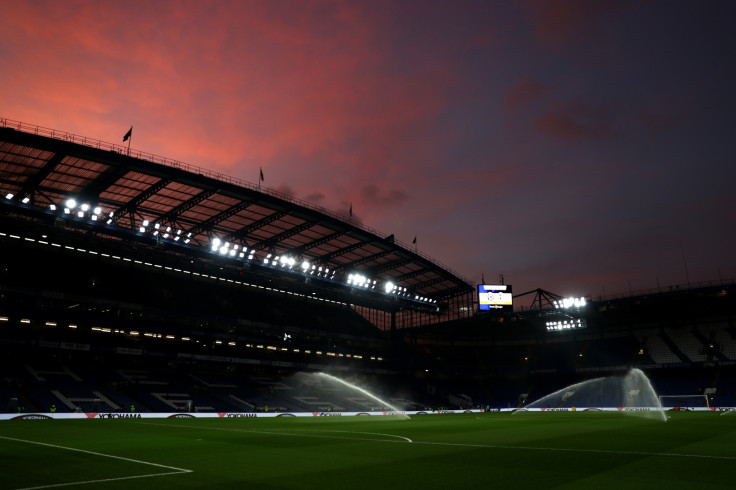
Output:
left=478, top=284, right=513, bottom=311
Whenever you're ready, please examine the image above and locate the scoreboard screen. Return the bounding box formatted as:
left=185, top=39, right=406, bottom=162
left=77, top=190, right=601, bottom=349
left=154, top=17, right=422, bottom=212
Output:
left=478, top=284, right=513, bottom=311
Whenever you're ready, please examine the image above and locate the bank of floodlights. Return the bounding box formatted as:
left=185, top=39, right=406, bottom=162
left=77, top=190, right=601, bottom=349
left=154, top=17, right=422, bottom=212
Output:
left=301, top=261, right=333, bottom=279
left=347, top=273, right=376, bottom=289
left=381, top=280, right=436, bottom=304
left=384, top=281, right=409, bottom=297
left=553, top=296, right=587, bottom=309
left=211, top=237, right=246, bottom=258
left=5, top=193, right=32, bottom=205
left=51, top=197, right=116, bottom=225
left=140, top=219, right=192, bottom=244
left=546, top=318, right=586, bottom=331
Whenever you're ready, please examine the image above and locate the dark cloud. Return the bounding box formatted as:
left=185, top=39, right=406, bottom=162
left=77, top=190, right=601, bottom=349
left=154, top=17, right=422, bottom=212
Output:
left=534, top=99, right=617, bottom=143
left=274, top=184, right=296, bottom=198
left=360, top=185, right=410, bottom=207
left=520, top=0, right=634, bottom=48
left=643, top=111, right=681, bottom=135
left=302, top=191, right=326, bottom=206
left=504, top=78, right=551, bottom=114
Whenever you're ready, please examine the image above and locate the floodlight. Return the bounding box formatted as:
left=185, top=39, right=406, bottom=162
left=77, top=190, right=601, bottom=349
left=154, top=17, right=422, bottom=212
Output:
left=184, top=238, right=191, bottom=244
left=154, top=223, right=160, bottom=229
left=21, top=197, right=30, bottom=204
left=219, top=246, right=228, bottom=254
left=91, top=215, right=98, bottom=221
left=81, top=203, right=89, bottom=212
left=229, top=249, right=236, bottom=256
left=166, top=226, right=171, bottom=232
left=49, top=204, right=57, bottom=211
left=93, top=206, right=102, bottom=215
left=66, top=199, right=76, bottom=209
left=384, top=281, right=395, bottom=293
left=77, top=211, right=84, bottom=218
left=106, top=219, right=113, bottom=225
left=5, top=193, right=13, bottom=199
left=139, top=226, right=146, bottom=233
left=142, top=219, right=149, bottom=227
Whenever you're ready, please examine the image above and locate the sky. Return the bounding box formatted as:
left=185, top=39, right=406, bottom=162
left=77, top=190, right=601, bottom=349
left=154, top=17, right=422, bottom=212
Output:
left=2, top=0, right=735, bottom=305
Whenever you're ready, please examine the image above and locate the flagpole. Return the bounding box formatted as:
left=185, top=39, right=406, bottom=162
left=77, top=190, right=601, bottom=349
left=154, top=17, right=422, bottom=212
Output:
left=123, top=126, right=133, bottom=156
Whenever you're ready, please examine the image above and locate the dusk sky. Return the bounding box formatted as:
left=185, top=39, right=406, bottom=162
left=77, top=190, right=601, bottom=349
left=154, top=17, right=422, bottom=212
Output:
left=2, top=0, right=735, bottom=305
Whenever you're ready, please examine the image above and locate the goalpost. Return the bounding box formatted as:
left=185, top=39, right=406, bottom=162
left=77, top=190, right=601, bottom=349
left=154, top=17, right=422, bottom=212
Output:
left=658, top=394, right=710, bottom=408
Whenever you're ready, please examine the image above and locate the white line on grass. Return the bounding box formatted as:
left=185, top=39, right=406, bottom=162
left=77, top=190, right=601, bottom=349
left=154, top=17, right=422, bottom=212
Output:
left=138, top=421, right=736, bottom=461
left=0, top=435, right=192, bottom=489
left=138, top=421, right=412, bottom=443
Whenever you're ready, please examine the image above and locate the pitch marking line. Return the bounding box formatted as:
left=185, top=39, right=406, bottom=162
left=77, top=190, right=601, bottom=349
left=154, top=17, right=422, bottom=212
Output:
left=139, top=421, right=736, bottom=461
left=139, top=421, right=412, bottom=443
left=0, top=435, right=192, bottom=489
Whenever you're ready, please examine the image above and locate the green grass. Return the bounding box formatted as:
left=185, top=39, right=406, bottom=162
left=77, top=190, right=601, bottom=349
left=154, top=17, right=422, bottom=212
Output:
left=1, top=412, right=735, bottom=489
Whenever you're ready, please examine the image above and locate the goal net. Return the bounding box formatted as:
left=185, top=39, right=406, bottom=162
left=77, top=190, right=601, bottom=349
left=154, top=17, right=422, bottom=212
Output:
left=658, top=394, right=710, bottom=408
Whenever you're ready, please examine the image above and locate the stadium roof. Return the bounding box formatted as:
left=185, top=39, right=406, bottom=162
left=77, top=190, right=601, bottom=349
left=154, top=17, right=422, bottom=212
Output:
left=0, top=119, right=473, bottom=309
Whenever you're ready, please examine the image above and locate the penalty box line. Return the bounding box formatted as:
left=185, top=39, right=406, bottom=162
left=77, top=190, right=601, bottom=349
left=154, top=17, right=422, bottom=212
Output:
left=0, top=435, right=192, bottom=490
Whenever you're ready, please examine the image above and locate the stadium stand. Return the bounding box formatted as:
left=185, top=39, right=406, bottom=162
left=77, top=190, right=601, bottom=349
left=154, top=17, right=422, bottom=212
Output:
left=639, top=333, right=683, bottom=364
left=2, top=120, right=736, bottom=414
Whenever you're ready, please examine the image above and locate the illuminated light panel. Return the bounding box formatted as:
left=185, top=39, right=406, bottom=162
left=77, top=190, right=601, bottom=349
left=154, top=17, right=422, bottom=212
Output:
left=553, top=297, right=587, bottom=309
left=546, top=318, right=587, bottom=331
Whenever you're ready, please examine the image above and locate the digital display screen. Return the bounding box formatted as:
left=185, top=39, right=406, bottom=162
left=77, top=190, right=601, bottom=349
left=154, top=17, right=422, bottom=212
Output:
left=478, top=284, right=513, bottom=311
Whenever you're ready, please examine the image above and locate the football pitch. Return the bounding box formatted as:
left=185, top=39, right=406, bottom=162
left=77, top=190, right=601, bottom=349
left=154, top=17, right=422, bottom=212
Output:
left=1, top=411, right=735, bottom=489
